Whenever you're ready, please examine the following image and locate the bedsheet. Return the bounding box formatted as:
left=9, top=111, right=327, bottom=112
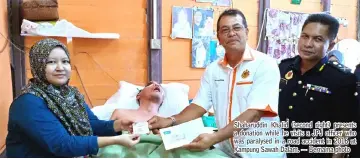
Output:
left=96, top=134, right=229, bottom=158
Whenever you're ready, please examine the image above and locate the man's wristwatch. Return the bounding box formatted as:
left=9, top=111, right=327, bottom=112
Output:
left=168, top=116, right=176, bottom=126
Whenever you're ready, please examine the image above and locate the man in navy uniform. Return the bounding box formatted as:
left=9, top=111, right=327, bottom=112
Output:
left=278, top=13, right=359, bottom=158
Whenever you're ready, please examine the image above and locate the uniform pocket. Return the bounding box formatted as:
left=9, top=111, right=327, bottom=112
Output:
left=305, top=89, right=331, bottom=106
left=235, top=81, right=253, bottom=98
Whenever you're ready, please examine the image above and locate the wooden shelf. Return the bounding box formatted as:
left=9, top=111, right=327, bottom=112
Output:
left=21, top=33, right=120, bottom=39
left=21, top=19, right=120, bottom=39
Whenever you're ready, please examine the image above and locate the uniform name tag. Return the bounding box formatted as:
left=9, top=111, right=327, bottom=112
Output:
left=303, top=84, right=331, bottom=94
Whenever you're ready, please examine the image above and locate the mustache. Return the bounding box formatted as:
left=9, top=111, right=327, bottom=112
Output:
left=301, top=49, right=314, bottom=53
left=226, top=39, right=239, bottom=44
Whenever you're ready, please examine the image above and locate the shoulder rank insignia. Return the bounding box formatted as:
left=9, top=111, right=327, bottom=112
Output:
left=241, top=69, right=250, bottom=79
left=285, top=70, right=293, bottom=80
left=327, top=61, right=351, bottom=73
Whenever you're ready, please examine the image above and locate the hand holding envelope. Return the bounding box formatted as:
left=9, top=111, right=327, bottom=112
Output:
left=114, top=119, right=133, bottom=132
left=159, top=118, right=216, bottom=150
left=115, top=134, right=141, bottom=148
left=148, top=116, right=173, bottom=134
left=182, top=133, right=217, bottom=151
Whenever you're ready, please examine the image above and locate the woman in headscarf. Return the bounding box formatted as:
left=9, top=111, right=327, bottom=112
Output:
left=6, top=38, right=140, bottom=157
left=328, top=50, right=344, bottom=64
left=328, top=50, right=352, bottom=72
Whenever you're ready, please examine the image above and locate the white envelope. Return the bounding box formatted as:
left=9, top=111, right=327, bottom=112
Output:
left=133, top=122, right=149, bottom=135
left=159, top=118, right=213, bottom=150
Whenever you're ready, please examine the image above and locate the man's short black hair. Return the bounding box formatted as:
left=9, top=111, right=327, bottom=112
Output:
left=216, top=9, right=248, bottom=31
left=302, top=13, right=339, bottom=41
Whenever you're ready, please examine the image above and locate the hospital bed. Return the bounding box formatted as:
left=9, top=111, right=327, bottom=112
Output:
left=91, top=81, right=227, bottom=158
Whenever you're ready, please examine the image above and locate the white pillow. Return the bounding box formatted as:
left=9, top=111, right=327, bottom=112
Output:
left=91, top=81, right=190, bottom=120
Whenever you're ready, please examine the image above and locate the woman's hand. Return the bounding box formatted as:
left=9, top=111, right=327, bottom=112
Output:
left=114, top=119, right=133, bottom=132
left=114, top=134, right=140, bottom=148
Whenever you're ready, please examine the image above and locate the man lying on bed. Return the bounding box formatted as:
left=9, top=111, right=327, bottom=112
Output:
left=110, top=81, right=164, bottom=122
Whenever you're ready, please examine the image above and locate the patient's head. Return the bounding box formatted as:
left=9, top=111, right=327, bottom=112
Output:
left=137, top=81, right=165, bottom=106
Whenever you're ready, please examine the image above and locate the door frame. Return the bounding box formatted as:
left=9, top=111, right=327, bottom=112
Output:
left=8, top=0, right=26, bottom=98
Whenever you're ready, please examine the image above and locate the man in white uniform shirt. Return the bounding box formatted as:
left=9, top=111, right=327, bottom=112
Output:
left=148, top=9, right=285, bottom=158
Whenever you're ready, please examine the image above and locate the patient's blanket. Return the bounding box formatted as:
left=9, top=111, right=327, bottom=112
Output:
left=96, top=135, right=229, bottom=158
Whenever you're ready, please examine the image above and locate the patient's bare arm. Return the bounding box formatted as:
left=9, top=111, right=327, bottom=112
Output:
left=110, top=109, right=122, bottom=120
